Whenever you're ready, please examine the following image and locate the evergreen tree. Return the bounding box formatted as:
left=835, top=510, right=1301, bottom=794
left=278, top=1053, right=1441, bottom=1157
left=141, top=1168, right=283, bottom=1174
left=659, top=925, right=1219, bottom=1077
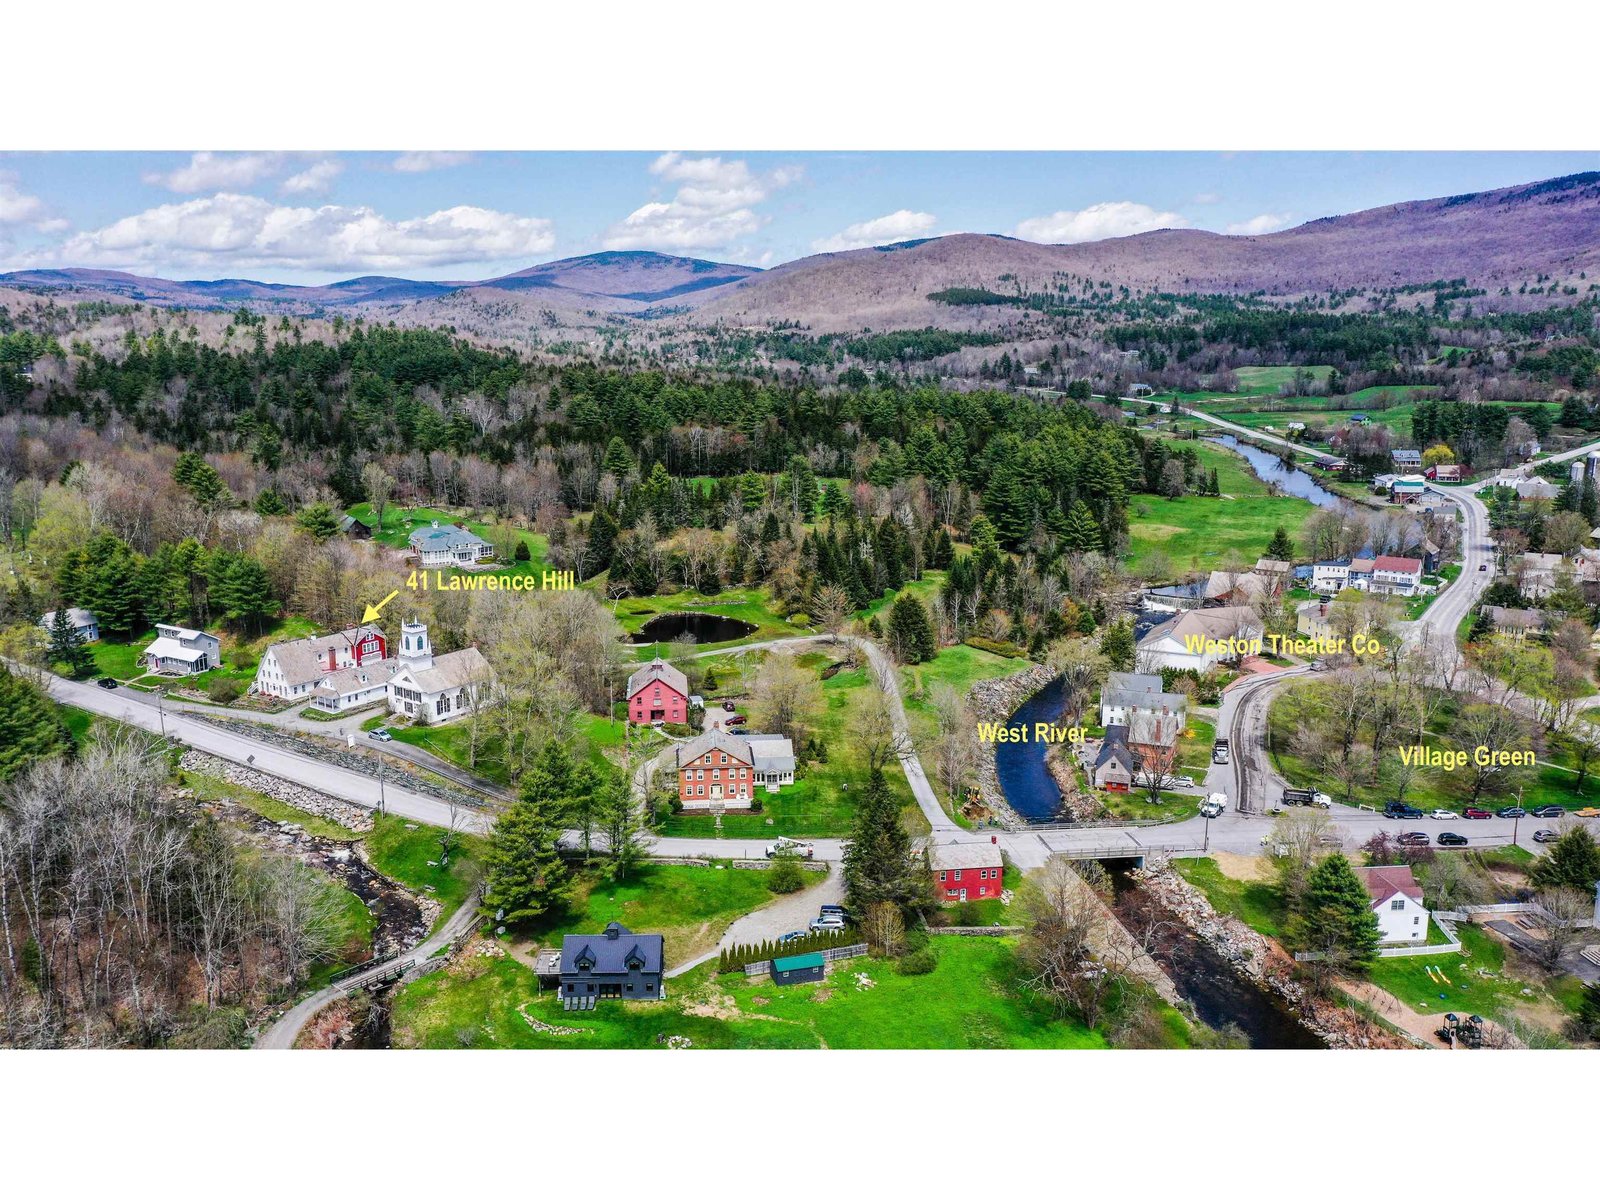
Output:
left=601, top=436, right=635, bottom=477
left=1099, top=616, right=1136, bottom=671
left=253, top=489, right=288, bottom=517
left=1530, top=827, right=1600, bottom=894
left=481, top=743, right=576, bottom=924
left=886, top=593, right=936, bottom=664
left=1061, top=500, right=1101, bottom=553
left=1265, top=525, right=1296, bottom=562
left=1288, top=853, right=1382, bottom=972
left=173, top=451, right=229, bottom=507
left=296, top=502, right=341, bottom=540
left=0, top=667, right=74, bottom=779
left=842, top=770, right=933, bottom=919
left=47, top=608, right=95, bottom=678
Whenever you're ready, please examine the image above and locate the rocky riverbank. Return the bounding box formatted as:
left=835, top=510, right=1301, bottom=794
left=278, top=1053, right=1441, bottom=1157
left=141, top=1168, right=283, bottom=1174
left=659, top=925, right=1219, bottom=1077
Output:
left=1131, top=859, right=1411, bottom=1049
left=180, top=750, right=374, bottom=832
left=1044, top=743, right=1107, bottom=821
left=968, top=663, right=1057, bottom=828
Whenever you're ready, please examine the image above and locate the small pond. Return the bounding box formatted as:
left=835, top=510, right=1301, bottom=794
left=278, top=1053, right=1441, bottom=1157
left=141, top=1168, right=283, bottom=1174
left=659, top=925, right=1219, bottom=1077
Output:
left=629, top=611, right=758, bottom=645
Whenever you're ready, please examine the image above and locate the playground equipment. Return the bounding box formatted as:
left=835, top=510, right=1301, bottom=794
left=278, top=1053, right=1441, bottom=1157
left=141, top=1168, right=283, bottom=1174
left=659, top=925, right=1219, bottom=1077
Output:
left=1435, top=1012, right=1485, bottom=1048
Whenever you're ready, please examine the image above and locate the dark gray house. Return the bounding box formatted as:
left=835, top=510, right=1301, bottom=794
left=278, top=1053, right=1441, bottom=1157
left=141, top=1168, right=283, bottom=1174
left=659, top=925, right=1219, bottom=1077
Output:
left=559, top=922, right=664, bottom=1009
left=771, top=951, right=825, bottom=986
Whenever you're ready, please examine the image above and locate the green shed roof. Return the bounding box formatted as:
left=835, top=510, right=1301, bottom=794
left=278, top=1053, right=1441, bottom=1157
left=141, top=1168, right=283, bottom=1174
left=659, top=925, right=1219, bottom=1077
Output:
left=773, top=952, right=825, bottom=972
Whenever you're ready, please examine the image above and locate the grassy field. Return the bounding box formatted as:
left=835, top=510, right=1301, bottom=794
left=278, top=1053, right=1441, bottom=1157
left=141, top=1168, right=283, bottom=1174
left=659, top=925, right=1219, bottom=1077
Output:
left=183, top=768, right=364, bottom=841
left=516, top=861, right=818, bottom=967
left=611, top=587, right=803, bottom=657
left=1127, top=436, right=1317, bottom=577
left=1364, top=922, right=1581, bottom=1034
left=391, top=935, right=1111, bottom=1049
left=365, top=814, right=485, bottom=928
left=346, top=502, right=552, bottom=583
left=1173, top=857, right=1287, bottom=940
left=657, top=646, right=922, bottom=839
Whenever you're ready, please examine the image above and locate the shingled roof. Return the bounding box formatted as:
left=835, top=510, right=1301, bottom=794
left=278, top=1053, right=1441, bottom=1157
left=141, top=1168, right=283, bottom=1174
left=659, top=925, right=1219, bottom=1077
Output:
left=561, top=923, right=663, bottom=976
left=628, top=656, right=689, bottom=699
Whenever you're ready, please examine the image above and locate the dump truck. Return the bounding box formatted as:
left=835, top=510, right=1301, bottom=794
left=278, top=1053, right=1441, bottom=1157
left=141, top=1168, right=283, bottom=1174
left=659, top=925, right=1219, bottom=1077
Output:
left=1282, top=788, right=1333, bottom=808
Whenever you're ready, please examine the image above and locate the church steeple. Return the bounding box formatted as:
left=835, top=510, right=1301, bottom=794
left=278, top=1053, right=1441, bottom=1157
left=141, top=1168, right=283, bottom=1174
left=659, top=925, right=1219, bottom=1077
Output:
left=399, top=619, right=433, bottom=670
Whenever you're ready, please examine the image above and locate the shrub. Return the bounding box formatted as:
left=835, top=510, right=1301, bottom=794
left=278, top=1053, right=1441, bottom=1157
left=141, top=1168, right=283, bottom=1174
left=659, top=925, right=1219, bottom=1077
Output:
left=950, top=901, right=983, bottom=926
left=206, top=676, right=245, bottom=703
left=514, top=540, right=531, bottom=562
left=894, top=946, right=937, bottom=976
left=749, top=796, right=764, bottom=813
left=766, top=857, right=805, bottom=893
left=961, top=636, right=1025, bottom=658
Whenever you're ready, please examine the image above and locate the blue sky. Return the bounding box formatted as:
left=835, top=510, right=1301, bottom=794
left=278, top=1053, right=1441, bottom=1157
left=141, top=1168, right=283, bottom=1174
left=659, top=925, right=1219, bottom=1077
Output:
left=1, top=150, right=1596, bottom=283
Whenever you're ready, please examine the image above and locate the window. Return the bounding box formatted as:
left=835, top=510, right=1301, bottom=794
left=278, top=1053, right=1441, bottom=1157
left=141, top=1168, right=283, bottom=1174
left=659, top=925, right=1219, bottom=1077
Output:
left=1413, top=916, right=1420, bottom=925
left=952, top=870, right=962, bottom=881
left=1390, top=899, right=1405, bottom=911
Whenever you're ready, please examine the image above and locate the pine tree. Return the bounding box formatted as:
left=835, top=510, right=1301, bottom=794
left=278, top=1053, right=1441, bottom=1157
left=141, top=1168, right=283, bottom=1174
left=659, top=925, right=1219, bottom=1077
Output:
left=601, top=437, right=635, bottom=477
left=47, top=608, right=95, bottom=678
left=253, top=489, right=288, bottom=517
left=296, top=502, right=341, bottom=540
left=843, top=770, right=932, bottom=919
left=481, top=744, right=576, bottom=924
left=0, top=667, right=74, bottom=779
left=1265, top=525, right=1295, bottom=562
left=1061, top=500, right=1100, bottom=552
left=1530, top=827, right=1600, bottom=894
left=1289, top=853, right=1382, bottom=972
left=886, top=593, right=936, bottom=664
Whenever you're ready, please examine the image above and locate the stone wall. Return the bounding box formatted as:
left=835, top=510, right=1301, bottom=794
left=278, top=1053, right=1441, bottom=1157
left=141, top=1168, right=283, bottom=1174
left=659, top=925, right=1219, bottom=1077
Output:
left=180, top=750, right=374, bottom=833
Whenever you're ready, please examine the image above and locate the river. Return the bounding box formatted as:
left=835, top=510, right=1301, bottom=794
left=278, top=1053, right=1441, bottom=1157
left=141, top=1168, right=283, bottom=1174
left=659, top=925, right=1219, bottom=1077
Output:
left=1110, top=870, right=1325, bottom=1049
left=994, top=677, right=1072, bottom=821
left=1207, top=434, right=1343, bottom=508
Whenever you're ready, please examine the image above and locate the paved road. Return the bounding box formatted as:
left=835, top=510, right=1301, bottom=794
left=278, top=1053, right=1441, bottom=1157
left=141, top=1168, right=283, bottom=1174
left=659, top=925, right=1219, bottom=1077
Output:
left=254, top=886, right=483, bottom=1050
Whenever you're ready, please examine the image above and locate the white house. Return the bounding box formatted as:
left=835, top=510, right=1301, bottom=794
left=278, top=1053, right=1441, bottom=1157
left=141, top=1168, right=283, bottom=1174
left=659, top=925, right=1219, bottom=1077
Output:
left=386, top=620, right=493, bottom=724
left=143, top=623, right=221, bottom=675
left=1099, top=671, right=1187, bottom=730
left=1310, top=560, right=1350, bottom=593
left=1520, top=551, right=1566, bottom=600
left=40, top=608, right=100, bottom=642
left=1354, top=865, right=1431, bottom=944
left=254, top=624, right=389, bottom=702
left=1369, top=555, right=1425, bottom=597
left=408, top=521, right=493, bottom=567
left=1136, top=607, right=1263, bottom=673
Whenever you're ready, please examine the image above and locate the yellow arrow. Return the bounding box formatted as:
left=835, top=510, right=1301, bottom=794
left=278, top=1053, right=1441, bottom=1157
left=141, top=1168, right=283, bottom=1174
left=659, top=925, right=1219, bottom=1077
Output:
left=362, top=589, right=400, bottom=624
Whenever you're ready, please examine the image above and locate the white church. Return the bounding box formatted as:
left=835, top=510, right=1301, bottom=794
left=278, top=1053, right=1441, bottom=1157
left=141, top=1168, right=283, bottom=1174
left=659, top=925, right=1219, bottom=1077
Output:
left=386, top=619, right=494, bottom=725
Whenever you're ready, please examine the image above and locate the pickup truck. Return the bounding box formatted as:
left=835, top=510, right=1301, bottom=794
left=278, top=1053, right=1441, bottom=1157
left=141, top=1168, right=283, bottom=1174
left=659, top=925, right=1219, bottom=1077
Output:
left=766, top=837, right=815, bottom=859
left=1212, top=738, right=1230, bottom=765
left=1385, top=801, right=1425, bottom=819
left=1200, top=793, right=1227, bottom=818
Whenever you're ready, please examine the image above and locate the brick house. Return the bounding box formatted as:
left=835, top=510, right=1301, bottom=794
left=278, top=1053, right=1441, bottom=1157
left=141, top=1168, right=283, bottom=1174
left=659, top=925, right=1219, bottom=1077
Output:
left=673, top=729, right=796, bottom=810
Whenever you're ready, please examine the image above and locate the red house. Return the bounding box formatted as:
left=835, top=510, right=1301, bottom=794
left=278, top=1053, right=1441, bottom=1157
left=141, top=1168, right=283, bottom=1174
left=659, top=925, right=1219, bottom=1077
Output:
left=927, top=841, right=1005, bottom=903
left=627, top=657, right=689, bottom=725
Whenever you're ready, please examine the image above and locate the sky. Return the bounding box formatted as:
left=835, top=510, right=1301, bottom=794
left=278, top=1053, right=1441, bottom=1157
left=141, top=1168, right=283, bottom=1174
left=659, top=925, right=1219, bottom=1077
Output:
left=1, top=150, right=1596, bottom=284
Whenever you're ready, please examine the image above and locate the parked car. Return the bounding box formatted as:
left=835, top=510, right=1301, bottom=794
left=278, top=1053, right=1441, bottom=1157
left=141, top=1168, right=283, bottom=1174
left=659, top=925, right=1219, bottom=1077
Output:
left=1530, top=805, right=1567, bottom=818
left=1385, top=802, right=1424, bottom=819
left=1462, top=807, right=1492, bottom=820
left=1309, top=659, right=1327, bottom=672
left=1479, top=563, right=1488, bottom=572
left=1532, top=828, right=1560, bottom=843
left=1436, top=831, right=1469, bottom=847
left=818, top=905, right=845, bottom=920
left=1495, top=806, right=1526, bottom=819
left=725, top=714, right=747, bottom=726
left=1397, top=831, right=1431, bottom=847
left=766, top=836, right=814, bottom=859
left=809, top=915, right=846, bottom=933
left=96, top=677, right=118, bottom=690
left=1429, top=809, right=1458, bottom=820
left=722, top=699, right=736, bottom=712
left=368, top=727, right=393, bottom=742
left=777, top=931, right=807, bottom=944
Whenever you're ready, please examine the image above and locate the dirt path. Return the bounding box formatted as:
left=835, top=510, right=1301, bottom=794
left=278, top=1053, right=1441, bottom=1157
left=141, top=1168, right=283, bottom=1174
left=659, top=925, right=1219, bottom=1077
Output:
left=1336, top=978, right=1520, bottom=1049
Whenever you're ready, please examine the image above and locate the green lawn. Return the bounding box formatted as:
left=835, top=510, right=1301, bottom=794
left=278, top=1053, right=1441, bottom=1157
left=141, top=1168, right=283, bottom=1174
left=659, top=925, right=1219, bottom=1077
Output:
left=859, top=570, right=947, bottom=624
left=516, top=861, right=814, bottom=967
left=1174, top=718, right=1217, bottom=776
left=1127, top=437, right=1316, bottom=577
left=657, top=647, right=923, bottom=838
left=88, top=635, right=154, bottom=681
left=306, top=881, right=379, bottom=989
left=346, top=502, right=552, bottom=581
left=391, top=935, right=1109, bottom=1049
left=1173, top=858, right=1287, bottom=940
left=1364, top=923, right=1579, bottom=1032
left=365, top=814, right=485, bottom=929
left=612, top=587, right=802, bottom=657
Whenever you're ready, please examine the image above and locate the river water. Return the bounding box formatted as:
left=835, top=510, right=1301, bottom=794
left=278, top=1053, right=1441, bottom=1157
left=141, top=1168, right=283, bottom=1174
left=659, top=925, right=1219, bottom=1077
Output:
left=994, top=677, right=1072, bottom=821
left=1207, top=434, right=1343, bottom=508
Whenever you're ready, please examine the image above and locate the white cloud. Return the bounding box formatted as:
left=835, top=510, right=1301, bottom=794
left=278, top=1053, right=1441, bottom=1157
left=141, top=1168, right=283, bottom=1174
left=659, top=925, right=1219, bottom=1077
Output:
left=143, top=152, right=285, bottom=193
left=1014, top=201, right=1189, bottom=244
left=1224, top=212, right=1295, bottom=236
left=281, top=159, right=343, bottom=195
left=47, top=193, right=555, bottom=273
left=0, top=176, right=65, bottom=234
left=601, top=152, right=801, bottom=252
left=392, top=151, right=474, bottom=173
left=811, top=209, right=937, bottom=253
